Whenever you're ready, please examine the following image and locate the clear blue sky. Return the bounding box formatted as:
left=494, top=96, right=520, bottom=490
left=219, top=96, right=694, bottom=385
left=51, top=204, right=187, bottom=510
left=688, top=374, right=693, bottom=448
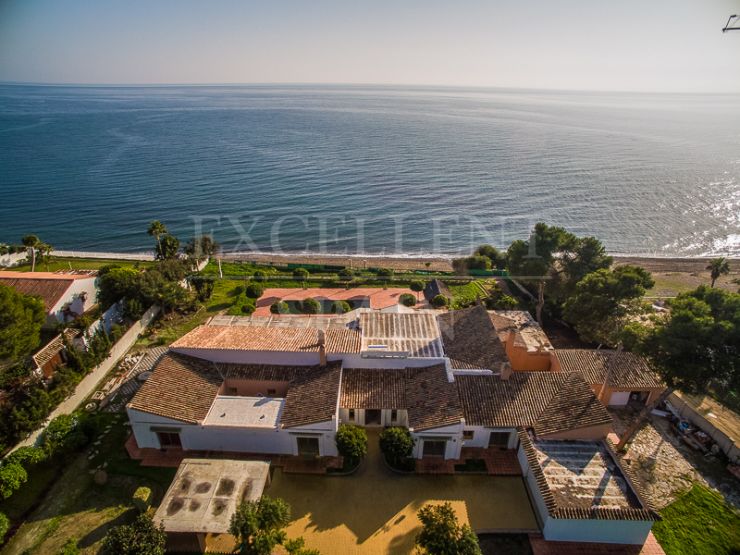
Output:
left=1, top=0, right=739, bottom=92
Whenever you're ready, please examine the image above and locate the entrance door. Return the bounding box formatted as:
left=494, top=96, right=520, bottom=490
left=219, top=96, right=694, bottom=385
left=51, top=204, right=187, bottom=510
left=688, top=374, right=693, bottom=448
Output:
left=296, top=437, right=320, bottom=458
left=365, top=409, right=382, bottom=426
left=488, top=431, right=510, bottom=449
left=422, top=439, right=447, bottom=458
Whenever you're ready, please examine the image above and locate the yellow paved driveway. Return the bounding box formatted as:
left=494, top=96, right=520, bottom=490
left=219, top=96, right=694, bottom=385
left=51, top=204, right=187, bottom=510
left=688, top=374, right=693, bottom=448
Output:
left=266, top=434, right=538, bottom=555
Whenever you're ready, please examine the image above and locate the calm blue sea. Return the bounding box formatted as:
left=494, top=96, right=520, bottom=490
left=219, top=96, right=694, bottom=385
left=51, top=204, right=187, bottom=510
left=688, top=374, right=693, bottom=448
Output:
left=1, top=84, right=738, bottom=257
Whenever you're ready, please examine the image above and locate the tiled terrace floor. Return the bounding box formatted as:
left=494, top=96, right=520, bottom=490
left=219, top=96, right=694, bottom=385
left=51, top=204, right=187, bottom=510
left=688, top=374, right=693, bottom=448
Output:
left=266, top=431, right=538, bottom=555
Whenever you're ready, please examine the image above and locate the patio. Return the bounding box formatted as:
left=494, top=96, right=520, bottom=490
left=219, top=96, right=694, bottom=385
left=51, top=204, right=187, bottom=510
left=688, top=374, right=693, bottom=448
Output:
left=266, top=431, right=538, bottom=554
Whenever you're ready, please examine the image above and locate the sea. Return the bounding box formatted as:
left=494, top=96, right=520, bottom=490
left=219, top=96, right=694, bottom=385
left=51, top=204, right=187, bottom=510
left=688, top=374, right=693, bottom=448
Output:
left=1, top=84, right=738, bottom=258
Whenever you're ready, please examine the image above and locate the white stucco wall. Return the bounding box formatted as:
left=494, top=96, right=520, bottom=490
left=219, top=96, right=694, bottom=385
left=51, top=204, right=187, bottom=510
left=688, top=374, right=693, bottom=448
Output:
left=127, top=407, right=338, bottom=456
left=338, top=408, right=409, bottom=427
left=338, top=354, right=447, bottom=369
left=171, top=347, right=320, bottom=366
left=462, top=426, right=517, bottom=449
left=412, top=422, right=464, bottom=460
left=49, top=277, right=98, bottom=323
left=608, top=391, right=631, bottom=406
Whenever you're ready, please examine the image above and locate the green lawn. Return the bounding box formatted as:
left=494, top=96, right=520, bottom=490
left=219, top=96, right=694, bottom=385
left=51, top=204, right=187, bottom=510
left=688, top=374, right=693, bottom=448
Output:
left=1, top=413, right=176, bottom=555
left=7, top=256, right=154, bottom=273
left=652, top=484, right=740, bottom=555
left=448, top=280, right=491, bottom=309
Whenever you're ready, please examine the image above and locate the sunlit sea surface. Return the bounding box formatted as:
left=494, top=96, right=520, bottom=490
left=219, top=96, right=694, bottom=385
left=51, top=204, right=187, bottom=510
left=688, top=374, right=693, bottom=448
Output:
left=1, top=84, right=738, bottom=257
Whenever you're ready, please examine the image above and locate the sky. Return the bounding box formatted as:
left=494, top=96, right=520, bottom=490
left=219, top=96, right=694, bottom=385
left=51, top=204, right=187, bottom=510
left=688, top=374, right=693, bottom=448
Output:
left=0, top=0, right=739, bottom=92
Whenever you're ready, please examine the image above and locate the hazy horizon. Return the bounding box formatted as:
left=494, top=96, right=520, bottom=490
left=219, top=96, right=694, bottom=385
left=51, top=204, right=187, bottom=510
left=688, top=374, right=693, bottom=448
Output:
left=1, top=0, right=739, bottom=93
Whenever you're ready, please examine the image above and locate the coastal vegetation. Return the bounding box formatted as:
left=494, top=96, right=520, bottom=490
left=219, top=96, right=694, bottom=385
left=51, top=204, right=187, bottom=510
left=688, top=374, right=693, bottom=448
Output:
left=0, top=283, right=45, bottom=362
left=415, top=502, right=481, bottom=555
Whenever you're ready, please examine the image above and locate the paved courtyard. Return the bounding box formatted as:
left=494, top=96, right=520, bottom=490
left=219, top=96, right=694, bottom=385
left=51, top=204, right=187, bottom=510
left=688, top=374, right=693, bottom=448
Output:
left=266, top=433, right=538, bottom=555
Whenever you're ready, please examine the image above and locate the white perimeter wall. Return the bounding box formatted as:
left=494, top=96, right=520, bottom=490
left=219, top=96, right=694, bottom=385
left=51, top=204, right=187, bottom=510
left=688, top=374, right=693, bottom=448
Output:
left=462, top=426, right=518, bottom=449
left=411, top=422, right=464, bottom=460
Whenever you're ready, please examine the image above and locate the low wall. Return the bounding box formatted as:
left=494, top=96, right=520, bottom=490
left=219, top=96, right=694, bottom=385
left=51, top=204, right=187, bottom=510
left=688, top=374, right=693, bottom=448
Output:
left=0, top=251, right=27, bottom=267
left=669, top=393, right=740, bottom=463
left=53, top=250, right=155, bottom=261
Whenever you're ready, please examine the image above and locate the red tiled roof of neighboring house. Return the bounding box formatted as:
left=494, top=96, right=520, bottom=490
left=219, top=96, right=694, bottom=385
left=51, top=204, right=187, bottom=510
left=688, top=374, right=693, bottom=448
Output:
left=340, top=368, right=407, bottom=409
left=489, top=310, right=553, bottom=352
left=555, top=349, right=663, bottom=389
left=170, top=325, right=361, bottom=354
left=405, top=365, right=463, bottom=431
left=0, top=271, right=93, bottom=311
left=437, top=304, right=509, bottom=370
left=456, top=371, right=612, bottom=436
left=254, top=287, right=416, bottom=316
left=32, top=328, right=79, bottom=368
left=128, top=352, right=223, bottom=424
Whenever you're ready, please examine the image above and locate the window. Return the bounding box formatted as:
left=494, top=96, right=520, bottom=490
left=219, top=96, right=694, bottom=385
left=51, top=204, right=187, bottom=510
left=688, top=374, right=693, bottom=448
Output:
left=348, top=409, right=355, bottom=422
left=157, top=432, right=181, bottom=449
left=391, top=410, right=398, bottom=422
left=463, top=430, right=474, bottom=440
left=488, top=431, right=510, bottom=448
left=267, top=388, right=277, bottom=396
left=296, top=436, right=320, bottom=458
left=422, top=439, right=447, bottom=457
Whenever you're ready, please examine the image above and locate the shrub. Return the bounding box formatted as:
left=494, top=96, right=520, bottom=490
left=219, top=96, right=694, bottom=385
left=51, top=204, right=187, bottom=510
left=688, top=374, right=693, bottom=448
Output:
left=227, top=295, right=256, bottom=316
left=0, top=461, right=27, bottom=499
left=229, top=496, right=291, bottom=555
left=335, top=424, right=368, bottom=466
left=102, top=513, right=166, bottom=555
left=293, top=268, right=309, bottom=282
left=241, top=299, right=256, bottom=314
left=245, top=283, right=264, bottom=298
left=338, top=268, right=354, bottom=282
left=302, top=298, right=321, bottom=314
left=0, top=512, right=8, bottom=545
left=410, top=280, right=425, bottom=294
left=270, top=301, right=290, bottom=314
left=379, top=427, right=415, bottom=467
left=58, top=537, right=80, bottom=555
left=189, top=275, right=215, bottom=302
left=331, top=300, right=352, bottom=314
left=400, top=294, right=417, bottom=307
left=253, top=270, right=267, bottom=282
left=485, top=294, right=518, bottom=310
left=42, top=414, right=88, bottom=457
left=132, top=486, right=153, bottom=513
left=431, top=294, right=449, bottom=308
left=376, top=268, right=394, bottom=281
left=5, top=446, right=46, bottom=467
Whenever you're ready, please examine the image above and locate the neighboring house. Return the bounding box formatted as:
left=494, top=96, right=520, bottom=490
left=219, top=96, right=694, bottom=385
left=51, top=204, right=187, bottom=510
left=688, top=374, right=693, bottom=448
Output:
left=0, top=271, right=98, bottom=326
left=254, top=287, right=417, bottom=316
left=489, top=310, right=554, bottom=372
left=32, top=328, right=81, bottom=379
left=552, top=349, right=665, bottom=407
left=423, top=278, right=451, bottom=303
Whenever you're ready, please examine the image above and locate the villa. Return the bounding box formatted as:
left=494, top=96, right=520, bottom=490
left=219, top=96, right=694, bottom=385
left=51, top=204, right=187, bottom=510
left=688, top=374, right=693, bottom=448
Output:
left=0, top=270, right=98, bottom=326
left=126, top=303, right=661, bottom=548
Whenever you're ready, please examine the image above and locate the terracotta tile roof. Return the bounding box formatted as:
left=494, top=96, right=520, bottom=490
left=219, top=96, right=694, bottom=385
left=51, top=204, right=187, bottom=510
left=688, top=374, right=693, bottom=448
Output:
left=489, top=310, right=554, bottom=352
left=128, top=352, right=342, bottom=428
left=555, top=349, right=663, bottom=389
left=281, top=361, right=342, bottom=428
left=456, top=372, right=612, bottom=436
left=437, top=305, right=508, bottom=370
left=32, top=329, right=79, bottom=367
left=0, top=271, right=93, bottom=311
left=360, top=312, right=444, bottom=357
left=171, top=325, right=361, bottom=354
left=340, top=368, right=407, bottom=409
left=518, top=429, right=659, bottom=522
left=254, top=287, right=416, bottom=316
left=406, top=365, right=463, bottom=431
left=128, top=352, right=223, bottom=424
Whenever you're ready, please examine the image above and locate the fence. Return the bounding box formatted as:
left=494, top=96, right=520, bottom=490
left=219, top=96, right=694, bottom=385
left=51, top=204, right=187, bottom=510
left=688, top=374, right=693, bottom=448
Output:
left=53, top=250, right=155, bottom=261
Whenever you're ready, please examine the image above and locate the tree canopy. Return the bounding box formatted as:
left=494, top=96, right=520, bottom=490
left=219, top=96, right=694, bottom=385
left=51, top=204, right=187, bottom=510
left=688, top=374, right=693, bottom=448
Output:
left=229, top=496, right=291, bottom=555
left=0, top=283, right=45, bottom=361
left=415, top=502, right=482, bottom=555
left=639, top=286, right=740, bottom=394
left=706, top=257, right=731, bottom=288
left=155, top=234, right=180, bottom=260
left=562, top=265, right=654, bottom=346
left=102, top=513, right=166, bottom=555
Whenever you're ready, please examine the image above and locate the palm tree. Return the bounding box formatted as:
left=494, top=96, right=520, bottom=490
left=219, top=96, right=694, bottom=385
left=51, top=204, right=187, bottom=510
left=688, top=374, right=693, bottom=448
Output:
left=38, top=242, right=53, bottom=271
left=706, top=257, right=730, bottom=288
left=21, top=234, right=40, bottom=272
left=147, top=221, right=167, bottom=257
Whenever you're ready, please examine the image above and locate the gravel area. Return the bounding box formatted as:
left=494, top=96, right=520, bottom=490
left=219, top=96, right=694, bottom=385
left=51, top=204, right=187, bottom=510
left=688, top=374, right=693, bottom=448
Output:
left=610, top=408, right=740, bottom=509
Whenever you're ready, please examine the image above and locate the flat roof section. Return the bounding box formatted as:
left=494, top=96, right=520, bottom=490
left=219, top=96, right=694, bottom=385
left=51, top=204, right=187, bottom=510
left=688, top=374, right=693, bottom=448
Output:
left=532, top=439, right=641, bottom=512
left=154, top=458, right=270, bottom=534
left=204, top=396, right=284, bottom=429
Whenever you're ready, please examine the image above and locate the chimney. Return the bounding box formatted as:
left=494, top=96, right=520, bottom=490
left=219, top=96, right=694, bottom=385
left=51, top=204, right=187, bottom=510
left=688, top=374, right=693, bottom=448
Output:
left=500, top=362, right=512, bottom=381
left=318, top=329, right=327, bottom=367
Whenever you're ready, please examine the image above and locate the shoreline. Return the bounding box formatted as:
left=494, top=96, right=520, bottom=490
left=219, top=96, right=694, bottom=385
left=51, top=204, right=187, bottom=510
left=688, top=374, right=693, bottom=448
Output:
left=33, top=249, right=740, bottom=274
